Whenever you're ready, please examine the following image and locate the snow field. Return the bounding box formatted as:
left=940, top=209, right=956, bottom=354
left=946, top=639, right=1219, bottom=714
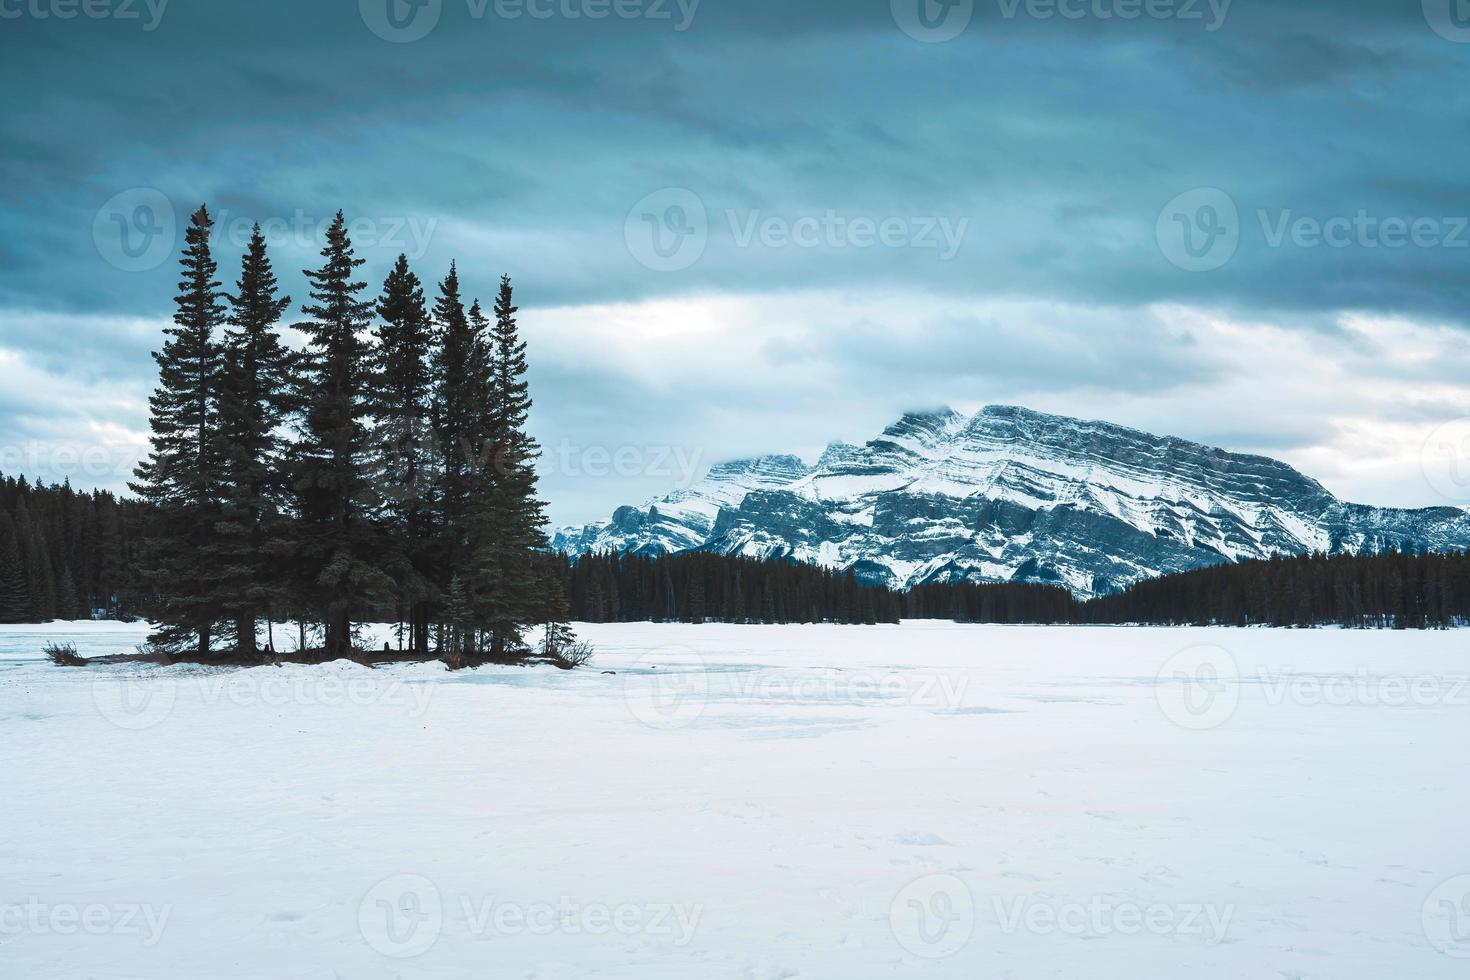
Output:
left=2, top=621, right=1469, bottom=978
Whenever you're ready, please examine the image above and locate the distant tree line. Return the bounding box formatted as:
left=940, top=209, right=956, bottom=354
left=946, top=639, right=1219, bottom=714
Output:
left=902, top=579, right=1078, bottom=624
left=125, top=204, right=559, bottom=665
left=1081, top=550, right=1470, bottom=629
left=553, top=550, right=905, bottom=624
left=7, top=493, right=1470, bottom=631
left=552, top=548, right=1470, bottom=630
left=0, top=476, right=139, bottom=623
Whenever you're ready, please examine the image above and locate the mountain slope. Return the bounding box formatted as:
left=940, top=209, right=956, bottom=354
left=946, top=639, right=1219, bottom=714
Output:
left=551, top=405, right=1470, bottom=597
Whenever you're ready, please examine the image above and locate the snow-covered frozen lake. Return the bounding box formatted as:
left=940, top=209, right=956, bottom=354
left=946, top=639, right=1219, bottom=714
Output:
left=3, top=620, right=1469, bottom=978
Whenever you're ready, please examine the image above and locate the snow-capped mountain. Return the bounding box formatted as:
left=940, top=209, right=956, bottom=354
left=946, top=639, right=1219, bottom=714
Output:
left=551, top=405, right=1470, bottom=597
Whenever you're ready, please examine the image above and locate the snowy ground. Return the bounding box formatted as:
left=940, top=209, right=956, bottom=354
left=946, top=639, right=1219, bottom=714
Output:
left=3, top=621, right=1469, bottom=979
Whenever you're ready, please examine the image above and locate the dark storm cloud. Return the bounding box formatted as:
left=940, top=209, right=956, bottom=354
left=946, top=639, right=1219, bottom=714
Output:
left=3, top=0, right=1467, bottom=321
left=4, top=0, right=1470, bottom=517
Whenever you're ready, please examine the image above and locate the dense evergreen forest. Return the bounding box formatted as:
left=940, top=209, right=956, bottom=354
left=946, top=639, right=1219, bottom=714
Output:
left=0, top=476, right=138, bottom=623
left=554, top=551, right=905, bottom=625
left=547, top=548, right=1470, bottom=629
left=1081, top=550, right=1470, bottom=629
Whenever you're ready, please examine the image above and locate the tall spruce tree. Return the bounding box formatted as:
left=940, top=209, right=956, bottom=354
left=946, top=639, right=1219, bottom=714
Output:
left=367, top=254, right=437, bottom=656
left=429, top=263, right=477, bottom=656
left=473, top=276, right=547, bottom=657
left=214, top=225, right=296, bottom=658
left=292, top=212, right=389, bottom=657
left=130, top=205, right=226, bottom=655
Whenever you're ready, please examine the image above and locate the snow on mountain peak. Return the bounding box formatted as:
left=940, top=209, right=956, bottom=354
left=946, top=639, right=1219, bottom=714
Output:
left=551, top=405, right=1470, bottom=597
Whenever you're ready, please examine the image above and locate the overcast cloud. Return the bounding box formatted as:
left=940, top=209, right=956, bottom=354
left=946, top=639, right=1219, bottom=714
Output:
left=3, top=0, right=1470, bottom=524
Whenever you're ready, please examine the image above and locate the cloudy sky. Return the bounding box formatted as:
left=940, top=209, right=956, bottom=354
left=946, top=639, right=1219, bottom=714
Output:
left=4, top=0, right=1470, bottom=525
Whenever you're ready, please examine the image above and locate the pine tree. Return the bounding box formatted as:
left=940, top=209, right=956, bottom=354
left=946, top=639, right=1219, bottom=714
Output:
left=292, top=212, right=390, bottom=657
left=441, top=573, right=473, bottom=668
left=539, top=570, right=576, bottom=658
left=129, top=204, right=226, bottom=655
left=56, top=564, right=80, bottom=620
left=368, top=254, right=438, bottom=656
left=429, top=262, right=477, bottom=637
left=0, top=514, right=28, bottom=623
left=214, top=225, right=296, bottom=658
left=472, top=276, right=548, bottom=657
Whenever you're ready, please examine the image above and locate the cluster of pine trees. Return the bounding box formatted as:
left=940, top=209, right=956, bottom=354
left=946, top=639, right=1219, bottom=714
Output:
left=554, top=551, right=905, bottom=624
left=129, top=205, right=558, bottom=663
left=0, top=476, right=138, bottom=623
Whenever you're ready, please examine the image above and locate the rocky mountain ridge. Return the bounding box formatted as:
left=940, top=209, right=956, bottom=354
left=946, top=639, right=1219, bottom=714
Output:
left=551, top=405, right=1470, bottom=597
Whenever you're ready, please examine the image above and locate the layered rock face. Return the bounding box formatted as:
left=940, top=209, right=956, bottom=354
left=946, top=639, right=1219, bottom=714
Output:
left=551, top=405, right=1470, bottom=597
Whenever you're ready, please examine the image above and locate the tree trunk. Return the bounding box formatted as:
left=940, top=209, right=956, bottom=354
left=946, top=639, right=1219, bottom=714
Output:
left=236, top=611, right=256, bottom=659
left=413, top=604, right=430, bottom=656
left=326, top=607, right=351, bottom=657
